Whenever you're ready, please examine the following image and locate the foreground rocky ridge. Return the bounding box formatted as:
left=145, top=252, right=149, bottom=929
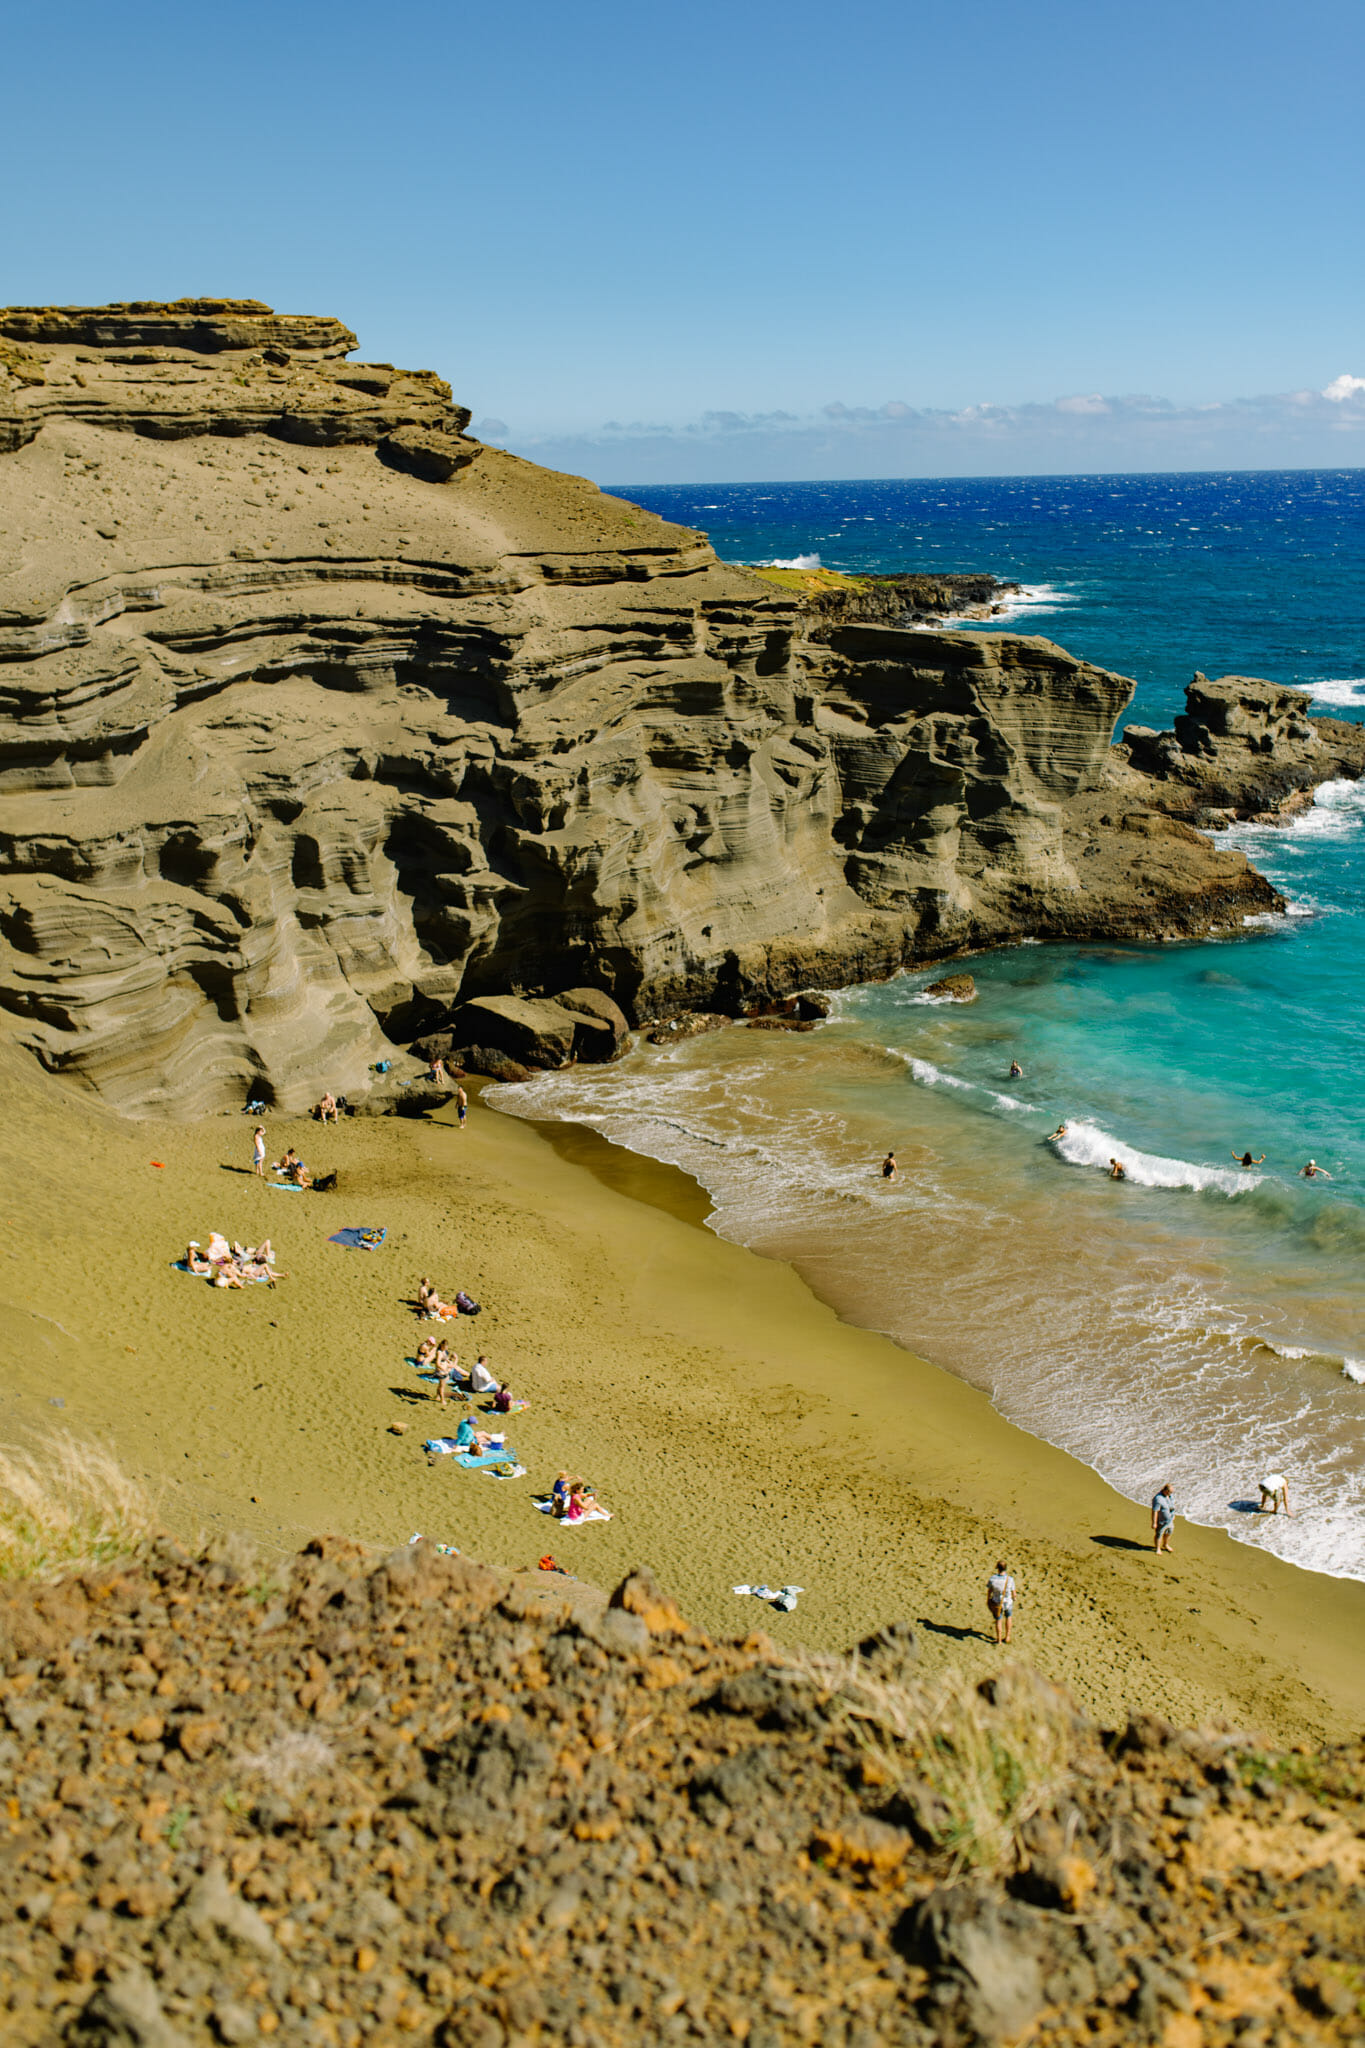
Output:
left=1, top=300, right=1360, bottom=1114
left=0, top=1538, right=1362, bottom=2048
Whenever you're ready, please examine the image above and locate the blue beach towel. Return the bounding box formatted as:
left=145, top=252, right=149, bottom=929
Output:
left=458, top=1446, right=518, bottom=1469
left=328, top=1226, right=387, bottom=1249
left=267, top=1181, right=306, bottom=1193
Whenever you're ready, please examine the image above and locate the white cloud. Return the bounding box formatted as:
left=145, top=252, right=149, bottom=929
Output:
left=498, top=377, right=1365, bottom=484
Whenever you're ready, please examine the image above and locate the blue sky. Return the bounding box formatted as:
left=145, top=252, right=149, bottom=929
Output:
left=4, top=0, right=1362, bottom=481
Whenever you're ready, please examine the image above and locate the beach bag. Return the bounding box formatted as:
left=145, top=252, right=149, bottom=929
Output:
left=454, top=1290, right=480, bottom=1316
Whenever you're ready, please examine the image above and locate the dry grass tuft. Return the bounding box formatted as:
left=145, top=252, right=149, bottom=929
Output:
left=782, top=1648, right=1078, bottom=1870
left=0, top=1432, right=159, bottom=1579
left=236, top=1729, right=337, bottom=1795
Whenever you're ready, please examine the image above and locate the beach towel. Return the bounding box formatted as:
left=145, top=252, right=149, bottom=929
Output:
left=267, top=1181, right=306, bottom=1193
left=455, top=1446, right=518, bottom=1470
left=328, top=1225, right=386, bottom=1249
left=532, top=1497, right=612, bottom=1523
left=733, top=1583, right=804, bottom=1612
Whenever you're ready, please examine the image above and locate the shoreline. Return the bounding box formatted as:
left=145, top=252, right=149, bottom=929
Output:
left=497, top=1082, right=1365, bottom=1586
left=3, top=1023, right=1363, bottom=1743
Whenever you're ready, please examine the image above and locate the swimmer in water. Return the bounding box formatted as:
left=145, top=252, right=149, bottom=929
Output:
left=1300, top=1160, right=1333, bottom=1180
left=1108, top=1157, right=1126, bottom=1180
left=1050, top=1123, right=1068, bottom=1142
left=1231, top=1150, right=1266, bottom=1168
left=1009, top=1059, right=1023, bottom=1079
left=881, top=1150, right=898, bottom=1181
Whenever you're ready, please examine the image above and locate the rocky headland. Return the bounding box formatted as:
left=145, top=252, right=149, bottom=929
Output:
left=2, top=1537, right=1363, bottom=2048
left=2, top=300, right=1362, bottom=1115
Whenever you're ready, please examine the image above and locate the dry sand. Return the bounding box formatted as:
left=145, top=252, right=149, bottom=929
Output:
left=1, top=1025, right=1362, bottom=1743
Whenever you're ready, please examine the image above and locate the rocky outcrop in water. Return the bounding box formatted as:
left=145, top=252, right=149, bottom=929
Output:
left=0, top=300, right=1317, bottom=1116
left=1121, top=673, right=1365, bottom=824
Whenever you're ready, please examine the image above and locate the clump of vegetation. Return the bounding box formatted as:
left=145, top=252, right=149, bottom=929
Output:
left=749, top=564, right=871, bottom=595
left=0, top=1432, right=158, bottom=1578
left=785, top=1646, right=1076, bottom=1869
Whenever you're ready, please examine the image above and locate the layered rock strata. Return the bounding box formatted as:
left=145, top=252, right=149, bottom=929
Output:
left=0, top=300, right=1343, bottom=1116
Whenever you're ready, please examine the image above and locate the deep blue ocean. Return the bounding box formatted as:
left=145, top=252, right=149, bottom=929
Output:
left=503, top=472, right=1365, bottom=1579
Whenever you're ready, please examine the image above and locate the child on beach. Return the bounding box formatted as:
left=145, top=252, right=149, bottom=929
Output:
left=252, top=1125, right=266, bottom=1176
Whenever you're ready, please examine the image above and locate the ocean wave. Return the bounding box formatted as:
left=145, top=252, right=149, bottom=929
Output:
left=1049, top=1118, right=1259, bottom=1195
left=1305, top=677, right=1365, bottom=708
left=1344, top=1358, right=1365, bottom=1384
left=896, top=1052, right=1028, bottom=1114
left=752, top=552, right=821, bottom=570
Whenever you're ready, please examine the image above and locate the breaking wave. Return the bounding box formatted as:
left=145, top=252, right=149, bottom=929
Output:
left=1049, top=1119, right=1260, bottom=1196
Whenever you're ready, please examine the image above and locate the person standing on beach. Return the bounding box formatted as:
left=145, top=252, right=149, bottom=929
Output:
left=456, top=1084, right=468, bottom=1129
left=1151, top=1483, right=1176, bottom=1553
left=252, top=1124, right=266, bottom=1177
left=986, top=1562, right=1016, bottom=1644
left=881, top=1150, right=897, bottom=1181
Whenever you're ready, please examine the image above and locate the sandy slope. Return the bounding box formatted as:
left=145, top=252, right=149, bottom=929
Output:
left=1, top=1026, right=1361, bottom=1742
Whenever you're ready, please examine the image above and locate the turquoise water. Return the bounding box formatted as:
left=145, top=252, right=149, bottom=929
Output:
left=497, top=472, right=1365, bottom=1579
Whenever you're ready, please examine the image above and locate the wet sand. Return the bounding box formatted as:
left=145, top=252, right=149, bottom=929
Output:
left=2, top=1027, right=1362, bottom=1741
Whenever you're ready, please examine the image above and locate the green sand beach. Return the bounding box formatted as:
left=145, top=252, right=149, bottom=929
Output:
left=1, top=1026, right=1362, bottom=1743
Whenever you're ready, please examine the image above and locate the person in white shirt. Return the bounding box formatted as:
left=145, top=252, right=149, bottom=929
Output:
left=1258, top=1473, right=1292, bottom=1516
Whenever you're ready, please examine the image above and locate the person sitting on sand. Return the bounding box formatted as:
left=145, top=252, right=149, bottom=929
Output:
left=415, top=1335, right=440, bottom=1370
left=1109, top=1157, right=1126, bottom=1180
left=491, top=1382, right=520, bottom=1414
left=467, top=1354, right=497, bottom=1395
left=454, top=1412, right=494, bottom=1455
left=185, top=1241, right=213, bottom=1276
left=417, top=1277, right=458, bottom=1321
left=1009, top=1059, right=1023, bottom=1079
left=274, top=1148, right=311, bottom=1188
left=1300, top=1160, right=1333, bottom=1180
left=564, top=1481, right=607, bottom=1523
left=213, top=1261, right=245, bottom=1289
left=317, top=1091, right=338, bottom=1124
left=1232, top=1150, right=1266, bottom=1168
left=551, top=1472, right=578, bottom=1517
left=1258, top=1472, right=1292, bottom=1516
left=881, top=1150, right=897, bottom=1181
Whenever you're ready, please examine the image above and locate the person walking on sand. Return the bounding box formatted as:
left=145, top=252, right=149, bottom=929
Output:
left=1151, top=1483, right=1176, bottom=1553
left=881, top=1149, right=898, bottom=1182
left=1258, top=1472, right=1293, bottom=1516
left=1300, top=1160, right=1333, bottom=1180
left=986, top=1561, right=1016, bottom=1645
left=252, top=1125, right=266, bottom=1177
left=455, top=1083, right=468, bottom=1129
left=1232, top=1150, right=1265, bottom=1168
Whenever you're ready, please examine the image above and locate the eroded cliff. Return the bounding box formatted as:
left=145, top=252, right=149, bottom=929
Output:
left=0, top=300, right=1310, bottom=1116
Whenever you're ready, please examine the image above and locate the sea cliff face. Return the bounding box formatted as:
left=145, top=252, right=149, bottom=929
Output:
left=0, top=301, right=1336, bottom=1116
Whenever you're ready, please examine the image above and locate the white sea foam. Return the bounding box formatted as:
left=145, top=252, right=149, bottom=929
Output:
left=896, top=1052, right=1028, bottom=1114
left=1049, top=1119, right=1258, bottom=1196
left=918, top=581, right=1078, bottom=630
left=753, top=552, right=821, bottom=570
left=1306, top=677, right=1365, bottom=708
left=1344, top=1358, right=1365, bottom=1385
